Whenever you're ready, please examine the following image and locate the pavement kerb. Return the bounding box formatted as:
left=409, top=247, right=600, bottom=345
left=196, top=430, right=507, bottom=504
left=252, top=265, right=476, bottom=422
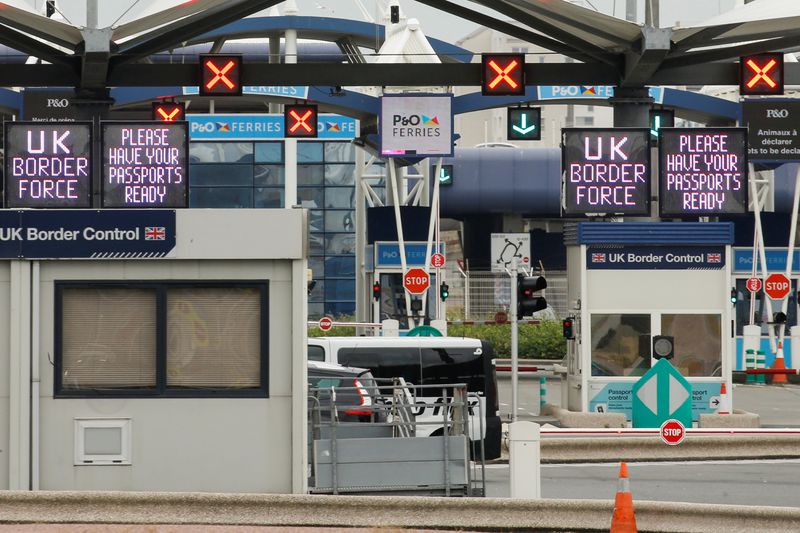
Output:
left=495, top=435, right=800, bottom=463
left=0, top=491, right=798, bottom=532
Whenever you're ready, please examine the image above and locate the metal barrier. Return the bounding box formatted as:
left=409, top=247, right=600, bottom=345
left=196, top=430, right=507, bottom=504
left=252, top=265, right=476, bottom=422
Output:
left=446, top=270, right=568, bottom=320
left=307, top=380, right=486, bottom=497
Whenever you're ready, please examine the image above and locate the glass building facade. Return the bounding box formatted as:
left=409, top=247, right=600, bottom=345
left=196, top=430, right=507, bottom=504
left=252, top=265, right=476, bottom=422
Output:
left=189, top=140, right=383, bottom=318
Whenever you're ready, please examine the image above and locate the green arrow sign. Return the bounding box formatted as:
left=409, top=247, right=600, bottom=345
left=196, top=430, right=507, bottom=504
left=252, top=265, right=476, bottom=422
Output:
left=507, top=107, right=541, bottom=140
left=632, top=358, right=692, bottom=428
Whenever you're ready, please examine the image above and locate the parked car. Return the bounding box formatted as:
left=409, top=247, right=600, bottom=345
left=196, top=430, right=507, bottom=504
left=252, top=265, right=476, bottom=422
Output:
left=307, top=360, right=386, bottom=423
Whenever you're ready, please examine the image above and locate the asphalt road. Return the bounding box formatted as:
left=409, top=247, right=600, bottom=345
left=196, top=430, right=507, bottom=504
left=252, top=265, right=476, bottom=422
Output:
left=483, top=459, right=800, bottom=506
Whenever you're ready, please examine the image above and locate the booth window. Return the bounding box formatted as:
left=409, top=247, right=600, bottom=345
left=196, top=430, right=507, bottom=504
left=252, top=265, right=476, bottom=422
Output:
left=590, top=314, right=651, bottom=377
left=661, top=314, right=722, bottom=377
left=56, top=282, right=269, bottom=398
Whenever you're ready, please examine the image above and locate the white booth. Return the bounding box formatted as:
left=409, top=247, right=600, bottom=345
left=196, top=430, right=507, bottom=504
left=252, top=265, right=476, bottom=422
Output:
left=0, top=209, right=308, bottom=493
left=564, top=222, right=734, bottom=422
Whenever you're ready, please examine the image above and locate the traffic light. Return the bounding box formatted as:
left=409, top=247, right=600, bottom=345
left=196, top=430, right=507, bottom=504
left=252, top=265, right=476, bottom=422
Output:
left=730, top=288, right=738, bottom=305
left=481, top=53, right=525, bottom=96
left=199, top=54, right=242, bottom=96
left=507, top=107, right=541, bottom=141
left=439, top=282, right=449, bottom=301
left=284, top=104, right=318, bottom=138
left=151, top=101, right=185, bottom=122
left=372, top=281, right=381, bottom=301
left=740, top=52, right=784, bottom=96
left=516, top=274, right=547, bottom=319
left=652, top=335, right=675, bottom=360
left=437, top=164, right=453, bottom=186
left=562, top=317, right=575, bottom=339
left=649, top=108, right=674, bottom=143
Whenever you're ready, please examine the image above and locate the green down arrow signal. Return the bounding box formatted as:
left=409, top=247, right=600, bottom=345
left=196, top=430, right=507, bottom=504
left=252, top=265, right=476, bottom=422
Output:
left=512, top=114, right=537, bottom=135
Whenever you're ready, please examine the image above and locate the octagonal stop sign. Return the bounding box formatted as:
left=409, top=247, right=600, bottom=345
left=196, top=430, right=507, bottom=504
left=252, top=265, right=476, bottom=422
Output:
left=403, top=268, right=430, bottom=294
left=660, top=419, right=685, bottom=446
left=765, top=273, right=791, bottom=300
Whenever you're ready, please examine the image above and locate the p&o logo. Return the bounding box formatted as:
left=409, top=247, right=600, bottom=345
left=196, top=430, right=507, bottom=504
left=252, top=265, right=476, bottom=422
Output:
left=190, top=121, right=231, bottom=133
left=766, top=109, right=789, bottom=118
left=392, top=114, right=440, bottom=127
left=46, top=98, right=70, bottom=108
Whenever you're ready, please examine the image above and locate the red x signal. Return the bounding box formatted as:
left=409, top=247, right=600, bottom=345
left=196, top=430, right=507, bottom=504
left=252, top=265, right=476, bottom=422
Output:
left=741, top=53, right=783, bottom=96
left=482, top=53, right=525, bottom=96
left=199, top=55, right=242, bottom=96
left=151, top=102, right=185, bottom=122
left=284, top=104, right=318, bottom=138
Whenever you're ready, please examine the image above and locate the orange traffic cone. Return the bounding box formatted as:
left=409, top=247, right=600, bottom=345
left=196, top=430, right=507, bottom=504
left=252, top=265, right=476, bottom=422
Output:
left=772, top=342, right=788, bottom=384
left=717, top=383, right=731, bottom=415
left=610, top=462, right=637, bottom=533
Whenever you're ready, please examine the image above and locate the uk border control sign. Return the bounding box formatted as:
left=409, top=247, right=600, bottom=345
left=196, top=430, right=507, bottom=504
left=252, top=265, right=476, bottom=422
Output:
left=742, top=100, right=800, bottom=161
left=562, top=128, right=650, bottom=216
left=380, top=94, right=453, bottom=157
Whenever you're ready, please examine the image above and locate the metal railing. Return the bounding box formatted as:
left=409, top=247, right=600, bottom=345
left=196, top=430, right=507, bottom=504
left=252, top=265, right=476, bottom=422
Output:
left=446, top=269, right=568, bottom=320
left=307, top=380, right=485, bottom=497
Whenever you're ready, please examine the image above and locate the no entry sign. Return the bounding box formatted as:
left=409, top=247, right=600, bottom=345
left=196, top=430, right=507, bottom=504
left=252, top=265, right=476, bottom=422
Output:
left=765, top=273, right=791, bottom=300
left=403, top=267, right=430, bottom=294
left=660, top=419, right=686, bottom=446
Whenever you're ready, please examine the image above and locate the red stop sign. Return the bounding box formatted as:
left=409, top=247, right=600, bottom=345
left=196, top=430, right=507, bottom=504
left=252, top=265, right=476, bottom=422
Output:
left=746, top=277, right=762, bottom=293
left=765, top=273, right=791, bottom=300
left=660, top=419, right=685, bottom=446
left=431, top=253, right=446, bottom=269
left=318, top=316, right=333, bottom=331
left=403, top=268, right=430, bottom=294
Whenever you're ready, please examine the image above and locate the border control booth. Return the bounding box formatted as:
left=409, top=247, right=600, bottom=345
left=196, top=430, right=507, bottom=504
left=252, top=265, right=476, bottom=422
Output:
left=0, top=209, right=308, bottom=493
left=564, top=222, right=734, bottom=423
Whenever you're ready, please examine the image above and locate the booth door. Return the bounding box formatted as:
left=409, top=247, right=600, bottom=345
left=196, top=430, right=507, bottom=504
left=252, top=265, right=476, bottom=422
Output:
left=377, top=273, right=437, bottom=329
left=590, top=313, right=723, bottom=378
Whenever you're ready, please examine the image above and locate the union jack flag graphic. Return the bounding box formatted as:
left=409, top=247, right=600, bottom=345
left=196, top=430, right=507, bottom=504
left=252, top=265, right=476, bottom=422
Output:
left=591, top=252, right=606, bottom=263
left=144, top=226, right=166, bottom=241
left=707, top=253, right=721, bottom=263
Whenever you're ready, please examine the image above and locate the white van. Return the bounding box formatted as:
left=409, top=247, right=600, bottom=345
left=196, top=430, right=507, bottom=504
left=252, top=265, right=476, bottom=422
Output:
left=307, top=336, right=502, bottom=460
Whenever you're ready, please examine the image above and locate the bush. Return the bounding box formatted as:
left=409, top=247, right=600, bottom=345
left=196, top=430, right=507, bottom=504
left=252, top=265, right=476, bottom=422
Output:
left=448, top=320, right=565, bottom=359
left=307, top=319, right=566, bottom=360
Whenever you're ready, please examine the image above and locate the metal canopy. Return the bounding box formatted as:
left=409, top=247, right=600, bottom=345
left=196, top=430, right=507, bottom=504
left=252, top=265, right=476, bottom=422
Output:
left=0, top=0, right=797, bottom=91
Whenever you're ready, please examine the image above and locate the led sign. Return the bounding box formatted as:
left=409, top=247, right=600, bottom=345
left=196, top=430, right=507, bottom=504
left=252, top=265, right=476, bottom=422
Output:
left=4, top=122, right=92, bottom=208
left=740, top=53, right=783, bottom=96
left=102, top=122, right=189, bottom=208
left=482, top=54, right=525, bottom=96
left=152, top=102, right=186, bottom=122
left=562, top=128, right=650, bottom=215
left=659, top=128, right=748, bottom=216
left=284, top=104, right=318, bottom=138
left=507, top=107, right=541, bottom=141
left=199, top=55, right=242, bottom=96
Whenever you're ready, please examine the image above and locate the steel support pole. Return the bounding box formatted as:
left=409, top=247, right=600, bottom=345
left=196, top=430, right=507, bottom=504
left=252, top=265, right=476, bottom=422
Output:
left=510, top=261, right=519, bottom=423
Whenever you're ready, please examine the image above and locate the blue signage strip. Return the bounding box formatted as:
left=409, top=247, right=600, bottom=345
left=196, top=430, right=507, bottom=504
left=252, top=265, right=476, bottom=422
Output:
left=589, top=381, right=722, bottom=421
left=183, top=85, right=309, bottom=99
left=187, top=114, right=356, bottom=140
left=587, top=246, right=726, bottom=269
left=733, top=248, right=800, bottom=273
left=0, top=210, right=176, bottom=259
left=538, top=86, right=663, bottom=103
left=375, top=242, right=444, bottom=268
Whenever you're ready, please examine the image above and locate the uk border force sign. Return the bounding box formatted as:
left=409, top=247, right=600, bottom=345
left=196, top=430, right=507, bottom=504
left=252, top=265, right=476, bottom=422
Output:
left=380, top=94, right=453, bottom=157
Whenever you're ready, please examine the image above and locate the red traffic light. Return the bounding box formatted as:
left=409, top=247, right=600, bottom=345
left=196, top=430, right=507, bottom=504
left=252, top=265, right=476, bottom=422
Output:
left=740, top=53, right=783, bottom=96
left=199, top=55, right=242, bottom=96
left=482, top=53, right=525, bottom=96
left=284, top=104, right=318, bottom=138
left=372, top=281, right=381, bottom=300
left=151, top=102, right=185, bottom=122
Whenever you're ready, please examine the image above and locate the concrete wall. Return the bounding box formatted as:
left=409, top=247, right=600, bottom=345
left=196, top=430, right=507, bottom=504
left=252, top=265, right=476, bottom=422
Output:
left=0, top=264, right=8, bottom=489
left=37, top=260, right=296, bottom=493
